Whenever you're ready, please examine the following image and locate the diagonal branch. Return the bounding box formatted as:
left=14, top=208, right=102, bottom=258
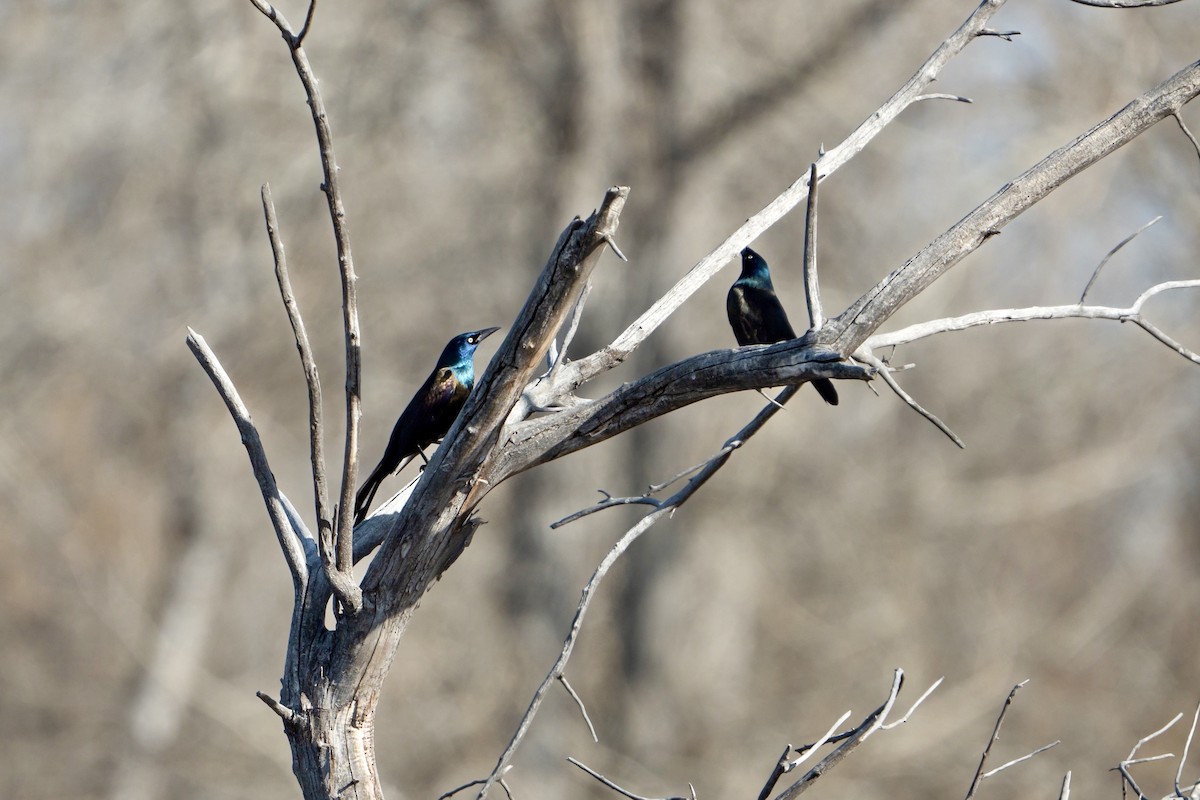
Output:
left=186, top=329, right=308, bottom=588
left=473, top=385, right=805, bottom=799
left=866, top=281, right=1200, bottom=365
left=553, top=0, right=1011, bottom=393
left=1079, top=215, right=1162, bottom=303
left=567, top=757, right=692, bottom=800
left=856, top=349, right=965, bottom=448
left=493, top=344, right=870, bottom=482
left=1067, top=0, right=1185, bottom=6
left=772, top=669, right=906, bottom=800
left=831, top=58, right=1200, bottom=355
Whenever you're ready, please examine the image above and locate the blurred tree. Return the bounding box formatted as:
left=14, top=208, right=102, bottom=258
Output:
left=3, top=1, right=1200, bottom=799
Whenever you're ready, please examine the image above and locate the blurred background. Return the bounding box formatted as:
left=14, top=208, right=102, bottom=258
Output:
left=3, top=0, right=1199, bottom=798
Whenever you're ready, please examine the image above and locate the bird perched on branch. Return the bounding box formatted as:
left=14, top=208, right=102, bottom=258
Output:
left=727, top=247, right=839, bottom=406
left=354, top=326, right=500, bottom=525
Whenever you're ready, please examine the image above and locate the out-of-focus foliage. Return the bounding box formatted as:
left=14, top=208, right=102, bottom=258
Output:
left=2, top=1, right=1199, bottom=799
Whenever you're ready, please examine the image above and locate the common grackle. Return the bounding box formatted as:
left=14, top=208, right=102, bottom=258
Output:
left=726, top=247, right=838, bottom=406
left=354, top=326, right=500, bottom=524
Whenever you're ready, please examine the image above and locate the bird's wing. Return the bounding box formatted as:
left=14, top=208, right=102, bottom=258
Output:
left=727, top=284, right=796, bottom=344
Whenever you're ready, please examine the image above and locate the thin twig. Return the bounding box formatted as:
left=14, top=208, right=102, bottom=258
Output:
left=478, top=388, right=800, bottom=799
left=914, top=93, right=974, bottom=103
left=980, top=740, right=1060, bottom=778
left=1079, top=216, right=1162, bottom=303
left=1173, top=112, right=1200, bottom=165
left=785, top=710, right=853, bottom=771
left=295, top=0, right=317, bottom=46
left=1125, top=753, right=1175, bottom=766
left=773, top=669, right=906, bottom=800
left=551, top=279, right=594, bottom=375
left=262, top=184, right=337, bottom=573
left=1067, top=0, right=1185, bottom=7
left=757, top=744, right=793, bottom=800
left=1117, top=762, right=1151, bottom=799
left=557, top=675, right=599, bottom=743
left=857, top=350, right=965, bottom=448
left=882, top=676, right=945, bottom=729
left=1128, top=714, right=1185, bottom=761
left=802, top=162, right=823, bottom=331
left=567, top=758, right=689, bottom=800
left=977, top=28, right=1021, bottom=40
left=438, top=768, right=513, bottom=800
left=549, top=490, right=662, bottom=529
left=559, top=0, right=1011, bottom=389
left=244, top=0, right=363, bottom=612
left=186, top=330, right=308, bottom=587
left=867, top=281, right=1200, bottom=366
left=255, top=691, right=298, bottom=726
left=965, top=680, right=1029, bottom=800
left=1175, top=702, right=1200, bottom=797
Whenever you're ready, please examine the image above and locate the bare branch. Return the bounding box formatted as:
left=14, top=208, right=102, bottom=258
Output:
left=474, top=508, right=671, bottom=800
left=1067, top=0, right=1185, bottom=7
left=914, top=93, right=974, bottom=103
left=186, top=329, right=308, bottom=588
left=980, top=741, right=1061, bottom=778
left=278, top=490, right=318, bottom=561
left=757, top=744, right=793, bottom=800
left=856, top=350, right=965, bottom=448
left=478, top=386, right=803, bottom=798
left=784, top=710, right=853, bottom=771
left=867, top=281, right=1200, bottom=366
left=1128, top=714, right=1184, bottom=761
left=965, top=680, right=1030, bottom=800
left=550, top=489, right=663, bottom=528
left=246, top=0, right=363, bottom=611
left=494, top=345, right=869, bottom=482
left=831, top=58, right=1200, bottom=355
left=772, top=669, right=906, bottom=800
left=295, top=0, right=317, bottom=46
left=557, top=675, right=598, bottom=743
left=1079, top=215, right=1162, bottom=303
left=262, top=184, right=341, bottom=580
left=882, top=676, right=945, bottom=730
left=438, top=767, right=513, bottom=800
left=802, top=162, right=823, bottom=331
left=550, top=279, right=593, bottom=376
left=977, top=28, right=1022, bottom=40
left=1173, top=112, right=1200, bottom=164
left=1175, top=703, right=1200, bottom=797
left=256, top=691, right=299, bottom=727
left=246, top=0, right=294, bottom=38
left=567, top=757, right=689, bottom=800
left=559, top=0, right=1012, bottom=390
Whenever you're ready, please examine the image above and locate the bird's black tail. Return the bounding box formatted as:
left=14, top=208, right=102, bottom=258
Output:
left=353, top=453, right=417, bottom=525
left=353, top=467, right=386, bottom=526
left=812, top=378, right=839, bottom=406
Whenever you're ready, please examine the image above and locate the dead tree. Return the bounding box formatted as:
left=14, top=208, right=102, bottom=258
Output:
left=190, top=0, right=1200, bottom=797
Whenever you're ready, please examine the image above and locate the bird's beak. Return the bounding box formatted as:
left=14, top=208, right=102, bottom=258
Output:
left=471, top=326, right=501, bottom=344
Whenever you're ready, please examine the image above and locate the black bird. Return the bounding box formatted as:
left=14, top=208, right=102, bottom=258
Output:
left=354, top=326, right=500, bottom=524
left=726, top=247, right=839, bottom=406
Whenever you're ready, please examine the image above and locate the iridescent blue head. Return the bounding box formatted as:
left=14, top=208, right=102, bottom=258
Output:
left=738, top=247, right=775, bottom=289
left=437, top=326, right=500, bottom=385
